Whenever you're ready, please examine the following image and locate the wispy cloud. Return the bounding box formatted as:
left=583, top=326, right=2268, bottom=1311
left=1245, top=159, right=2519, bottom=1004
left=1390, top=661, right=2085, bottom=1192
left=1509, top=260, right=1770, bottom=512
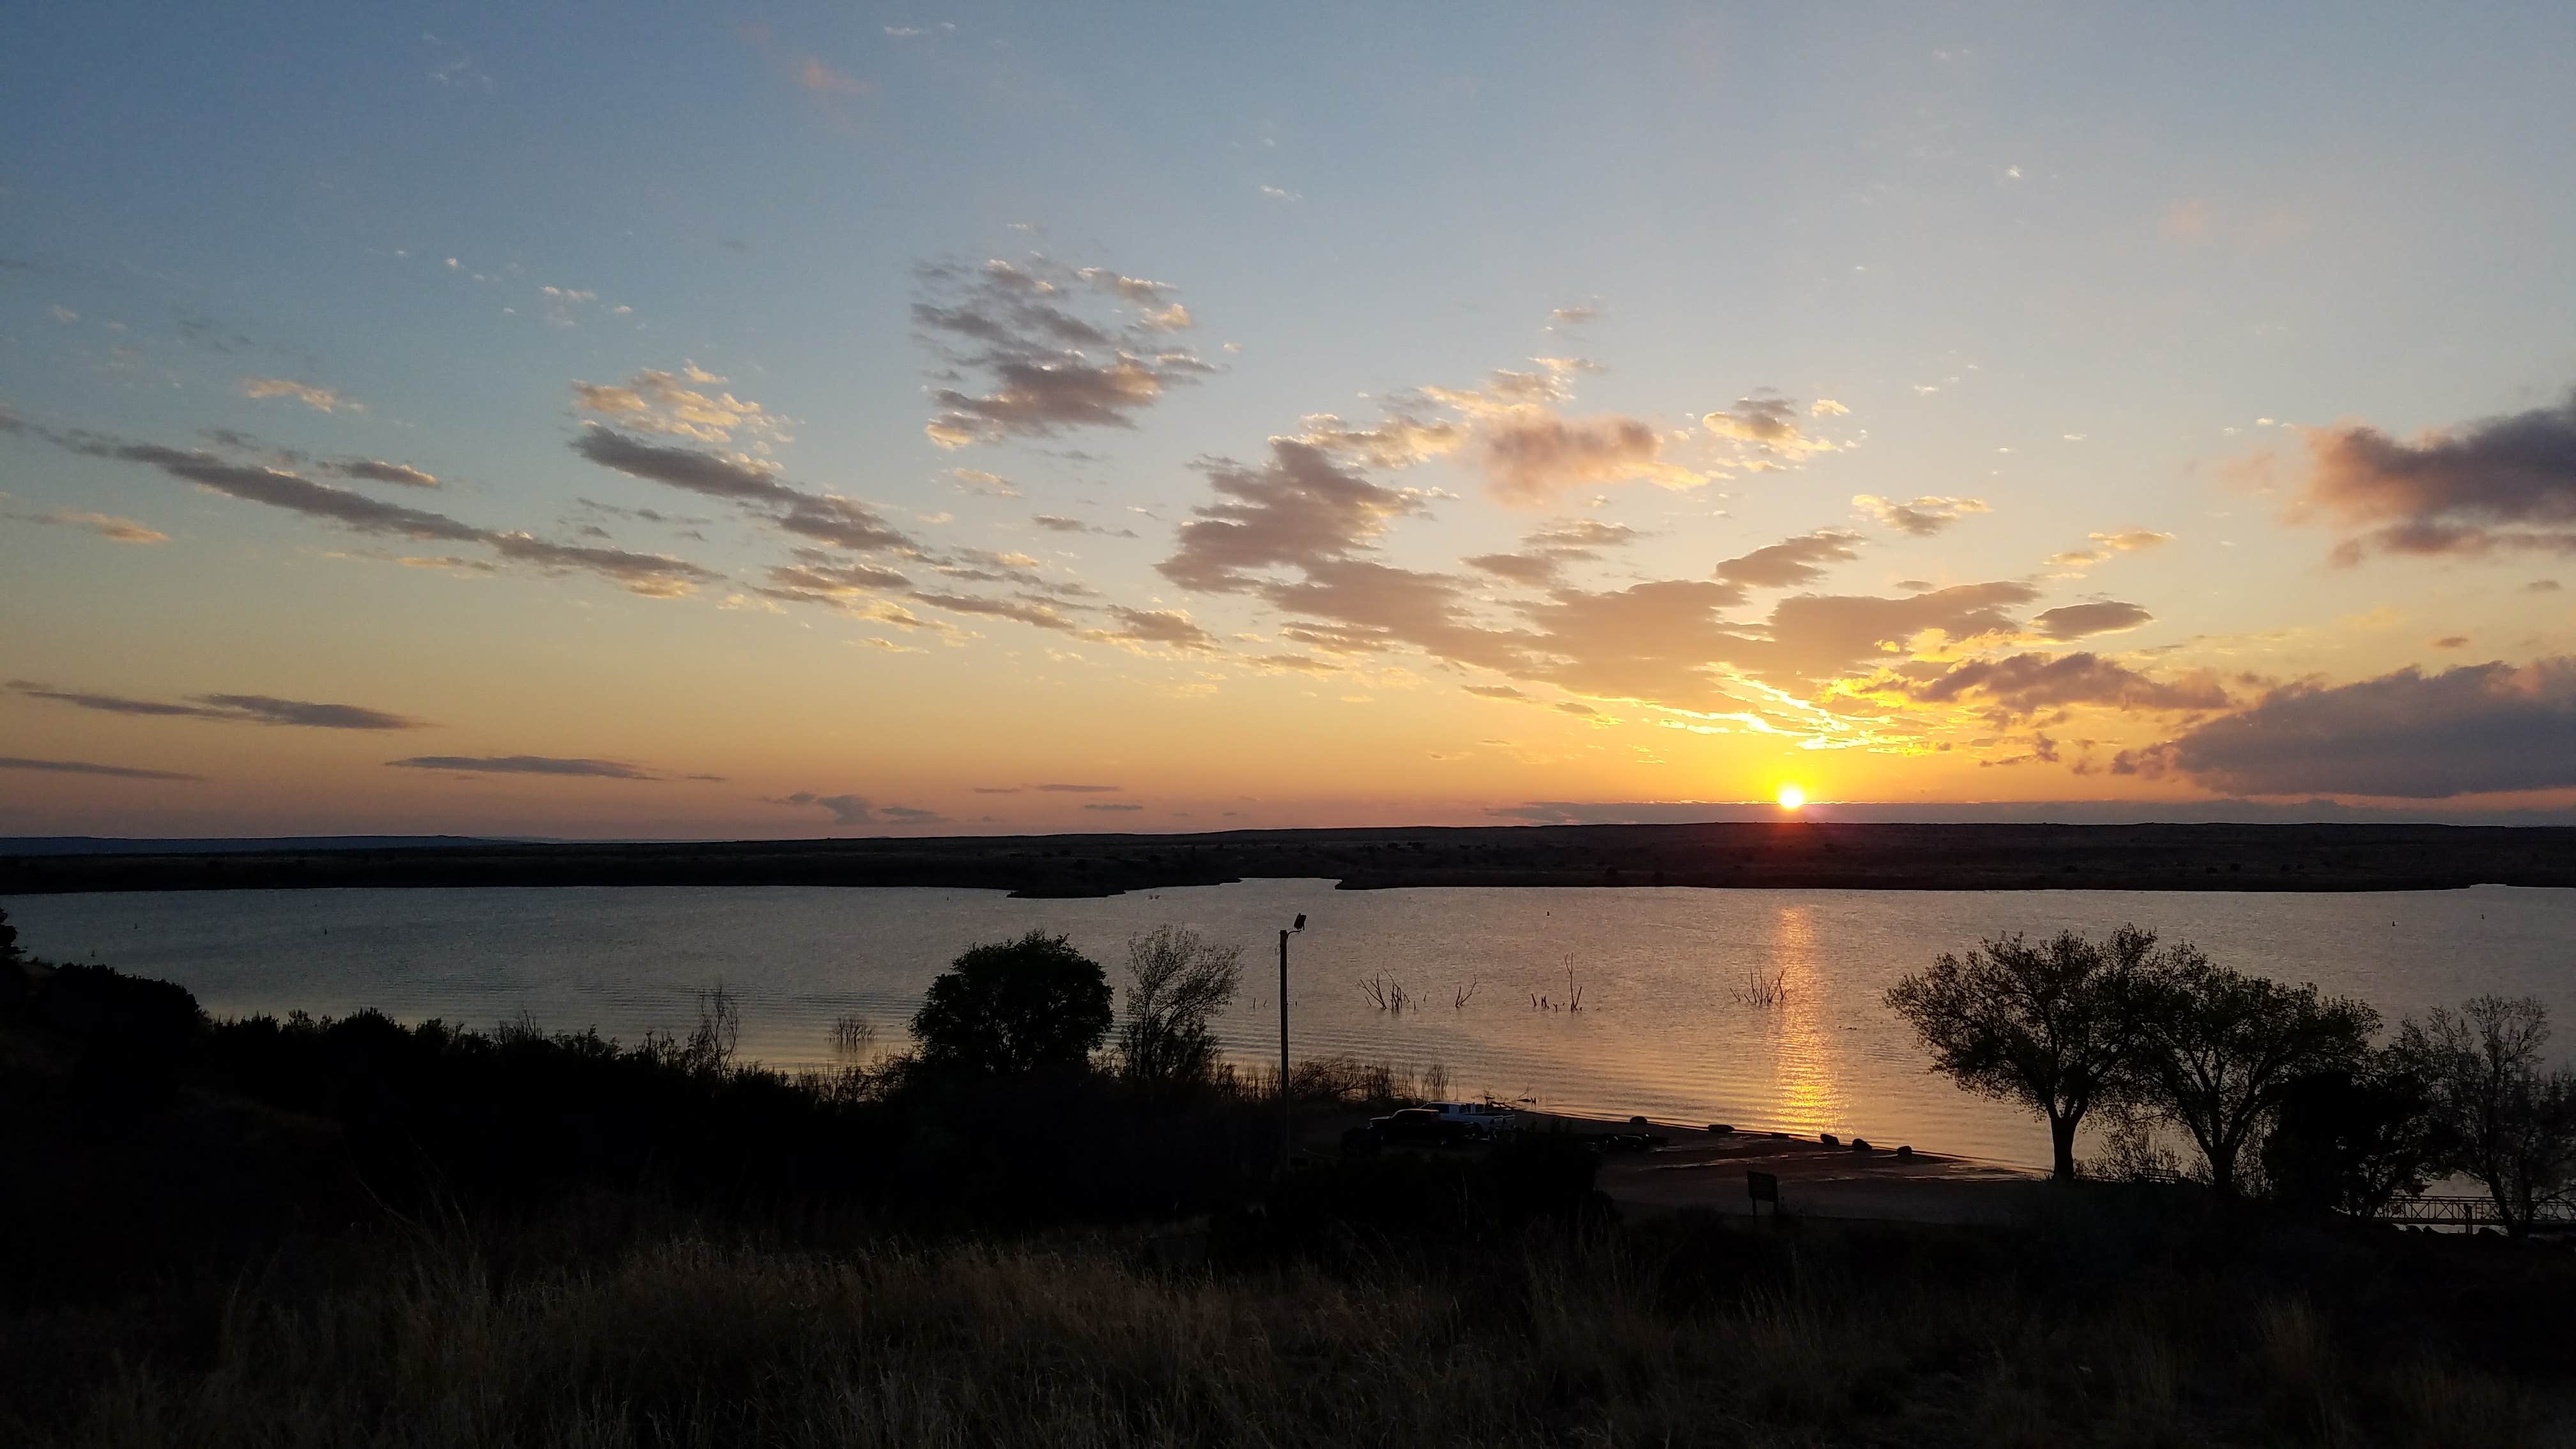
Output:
left=6, top=507, right=167, bottom=542
left=11, top=680, right=427, bottom=730
left=2278, top=387, right=2576, bottom=562
left=914, top=254, right=1215, bottom=447
left=238, top=376, right=356, bottom=413
left=0, top=755, right=200, bottom=781
left=1853, top=494, right=1991, bottom=537
left=389, top=755, right=656, bottom=779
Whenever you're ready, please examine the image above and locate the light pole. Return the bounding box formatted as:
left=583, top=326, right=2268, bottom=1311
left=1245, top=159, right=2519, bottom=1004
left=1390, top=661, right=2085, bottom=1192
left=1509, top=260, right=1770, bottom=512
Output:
left=1278, top=912, right=1305, bottom=1170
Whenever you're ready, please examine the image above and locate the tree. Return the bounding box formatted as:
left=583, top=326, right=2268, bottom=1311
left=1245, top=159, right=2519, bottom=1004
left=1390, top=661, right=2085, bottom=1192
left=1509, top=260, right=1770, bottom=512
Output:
left=2400, top=996, right=2576, bottom=1237
left=2258, top=1053, right=2443, bottom=1216
left=910, top=931, right=1112, bottom=1075
left=1116, top=924, right=1243, bottom=1091
left=2134, top=949, right=2377, bottom=1197
left=0, top=905, right=21, bottom=968
left=1885, top=926, right=2160, bottom=1182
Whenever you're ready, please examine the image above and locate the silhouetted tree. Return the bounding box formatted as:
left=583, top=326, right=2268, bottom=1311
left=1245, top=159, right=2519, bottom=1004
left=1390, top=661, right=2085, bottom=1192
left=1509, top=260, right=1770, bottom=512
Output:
left=2401, top=995, right=2576, bottom=1237
left=910, top=931, right=1112, bottom=1075
left=1885, top=926, right=2161, bottom=1182
left=2260, top=1054, right=2442, bottom=1216
left=2135, top=948, right=2377, bottom=1197
left=0, top=904, right=22, bottom=968
left=1117, top=924, right=1243, bottom=1091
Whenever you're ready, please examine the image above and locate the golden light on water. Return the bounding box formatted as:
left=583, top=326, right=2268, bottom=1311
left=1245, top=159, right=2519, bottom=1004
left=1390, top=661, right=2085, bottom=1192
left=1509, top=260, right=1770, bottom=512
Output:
left=1775, top=783, right=1807, bottom=811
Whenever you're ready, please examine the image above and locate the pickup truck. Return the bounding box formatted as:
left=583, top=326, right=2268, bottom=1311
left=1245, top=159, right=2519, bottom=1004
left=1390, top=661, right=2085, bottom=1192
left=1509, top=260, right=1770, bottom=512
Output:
left=1423, top=1101, right=1521, bottom=1137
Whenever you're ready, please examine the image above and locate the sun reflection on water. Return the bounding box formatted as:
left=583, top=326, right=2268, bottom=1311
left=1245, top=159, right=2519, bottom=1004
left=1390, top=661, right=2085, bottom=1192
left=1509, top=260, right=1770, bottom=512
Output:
left=1762, top=903, right=1850, bottom=1137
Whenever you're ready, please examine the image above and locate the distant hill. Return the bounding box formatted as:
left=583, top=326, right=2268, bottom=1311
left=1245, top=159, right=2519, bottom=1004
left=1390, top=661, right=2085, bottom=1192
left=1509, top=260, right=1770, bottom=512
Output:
left=0, top=836, right=513, bottom=857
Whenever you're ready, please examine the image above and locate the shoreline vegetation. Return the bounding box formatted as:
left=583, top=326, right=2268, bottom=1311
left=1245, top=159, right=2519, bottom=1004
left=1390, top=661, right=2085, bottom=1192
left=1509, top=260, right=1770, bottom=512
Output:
left=11, top=820, right=2576, bottom=898
left=4, top=911, right=2573, bottom=1445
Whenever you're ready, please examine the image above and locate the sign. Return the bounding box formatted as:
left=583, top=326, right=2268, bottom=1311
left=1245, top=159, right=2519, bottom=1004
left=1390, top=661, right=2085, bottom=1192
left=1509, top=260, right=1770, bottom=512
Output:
left=1746, top=1169, right=1779, bottom=1215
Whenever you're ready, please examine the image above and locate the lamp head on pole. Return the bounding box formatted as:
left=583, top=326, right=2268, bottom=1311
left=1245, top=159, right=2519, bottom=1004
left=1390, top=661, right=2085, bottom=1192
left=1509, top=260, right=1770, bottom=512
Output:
left=1291, top=914, right=1306, bottom=933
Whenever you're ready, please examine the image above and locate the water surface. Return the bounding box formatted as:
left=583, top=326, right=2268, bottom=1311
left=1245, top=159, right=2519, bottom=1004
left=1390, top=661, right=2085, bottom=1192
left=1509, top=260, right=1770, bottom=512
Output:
left=8, top=881, right=2570, bottom=1168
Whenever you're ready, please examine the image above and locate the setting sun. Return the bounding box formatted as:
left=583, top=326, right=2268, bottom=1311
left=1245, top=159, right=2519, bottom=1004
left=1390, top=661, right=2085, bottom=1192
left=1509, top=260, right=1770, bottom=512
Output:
left=1776, top=784, right=1807, bottom=811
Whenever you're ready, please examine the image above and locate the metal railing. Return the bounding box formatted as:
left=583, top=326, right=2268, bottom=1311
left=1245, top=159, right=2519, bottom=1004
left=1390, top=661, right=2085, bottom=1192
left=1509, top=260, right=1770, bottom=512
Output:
left=2377, top=1195, right=2576, bottom=1230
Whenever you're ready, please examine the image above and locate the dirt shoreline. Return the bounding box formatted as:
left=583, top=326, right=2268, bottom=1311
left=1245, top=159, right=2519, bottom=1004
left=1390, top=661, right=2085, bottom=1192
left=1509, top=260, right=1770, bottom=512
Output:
left=7, top=820, right=2575, bottom=897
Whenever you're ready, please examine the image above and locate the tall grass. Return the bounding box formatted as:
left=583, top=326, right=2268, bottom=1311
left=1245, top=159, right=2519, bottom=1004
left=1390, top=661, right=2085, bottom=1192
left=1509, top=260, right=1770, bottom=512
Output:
left=23, top=1211, right=2554, bottom=1448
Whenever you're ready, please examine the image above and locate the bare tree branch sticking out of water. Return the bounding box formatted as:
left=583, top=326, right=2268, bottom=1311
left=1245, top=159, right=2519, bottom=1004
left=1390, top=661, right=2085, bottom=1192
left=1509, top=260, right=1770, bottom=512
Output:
left=1734, top=970, right=1788, bottom=1008
left=1358, top=976, right=1410, bottom=1012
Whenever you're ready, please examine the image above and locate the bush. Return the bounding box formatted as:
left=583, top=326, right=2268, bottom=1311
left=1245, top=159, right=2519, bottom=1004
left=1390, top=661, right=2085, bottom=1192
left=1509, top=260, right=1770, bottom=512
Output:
left=909, top=930, right=1113, bottom=1075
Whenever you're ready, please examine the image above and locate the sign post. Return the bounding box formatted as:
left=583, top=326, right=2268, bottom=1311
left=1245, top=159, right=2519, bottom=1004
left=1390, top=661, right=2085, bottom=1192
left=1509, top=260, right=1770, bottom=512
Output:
left=1746, top=1169, right=1780, bottom=1218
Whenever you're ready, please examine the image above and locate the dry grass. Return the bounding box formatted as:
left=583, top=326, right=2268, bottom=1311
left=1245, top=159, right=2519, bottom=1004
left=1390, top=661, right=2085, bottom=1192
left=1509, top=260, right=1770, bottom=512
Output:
left=20, top=1213, right=2564, bottom=1449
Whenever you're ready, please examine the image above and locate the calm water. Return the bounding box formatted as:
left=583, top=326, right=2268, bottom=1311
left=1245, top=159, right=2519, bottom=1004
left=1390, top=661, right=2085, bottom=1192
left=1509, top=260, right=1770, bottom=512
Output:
left=7, top=881, right=2572, bottom=1169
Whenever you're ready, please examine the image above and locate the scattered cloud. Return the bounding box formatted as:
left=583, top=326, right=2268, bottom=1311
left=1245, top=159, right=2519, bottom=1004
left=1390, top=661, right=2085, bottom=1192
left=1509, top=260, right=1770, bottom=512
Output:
left=948, top=468, right=1020, bottom=496
left=2126, top=658, right=2576, bottom=798
left=2048, top=528, right=2172, bottom=572
left=1701, top=391, right=1840, bottom=464
left=914, top=255, right=1215, bottom=447
left=0, top=755, right=200, bottom=781
left=1549, top=305, right=1599, bottom=326
left=1081, top=606, right=1218, bottom=653
left=2031, top=600, right=2155, bottom=640
left=1873, top=652, right=2229, bottom=723
left=1037, top=783, right=1121, bottom=793
left=767, top=790, right=878, bottom=824
left=388, top=755, right=656, bottom=779
left=238, top=376, right=356, bottom=413
left=2431, top=634, right=2471, bottom=650
left=1477, top=412, right=1700, bottom=506
left=1083, top=801, right=1145, bottom=811
left=6, top=507, right=167, bottom=543
left=570, top=365, right=787, bottom=447
left=318, top=457, right=438, bottom=488
left=1465, top=518, right=1639, bottom=586
left=1717, top=529, right=1866, bottom=589
left=2280, top=388, right=2576, bottom=561
left=10, top=681, right=426, bottom=730
left=56, top=432, right=719, bottom=597
left=1854, top=494, right=1991, bottom=536
left=1159, top=440, right=1423, bottom=592
left=1032, top=513, right=1138, bottom=538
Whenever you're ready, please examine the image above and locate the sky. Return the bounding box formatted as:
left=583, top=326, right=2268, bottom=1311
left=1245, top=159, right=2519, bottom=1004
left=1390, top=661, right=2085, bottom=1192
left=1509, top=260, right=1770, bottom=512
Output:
left=5, top=1, right=2576, bottom=839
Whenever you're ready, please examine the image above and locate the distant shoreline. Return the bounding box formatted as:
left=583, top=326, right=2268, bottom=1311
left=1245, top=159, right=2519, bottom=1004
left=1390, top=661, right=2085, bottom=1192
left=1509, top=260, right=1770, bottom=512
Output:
left=9, top=820, right=2576, bottom=897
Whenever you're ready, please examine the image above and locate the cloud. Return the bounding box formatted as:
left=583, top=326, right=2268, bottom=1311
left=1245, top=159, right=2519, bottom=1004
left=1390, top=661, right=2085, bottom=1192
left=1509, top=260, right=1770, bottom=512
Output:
left=2432, top=635, right=2471, bottom=649
left=1081, top=606, right=1218, bottom=653
left=2048, top=528, right=2173, bottom=572
left=1717, top=529, right=1866, bottom=589
left=1549, top=306, right=1599, bottom=326
left=238, top=376, right=356, bottom=413
left=1464, top=684, right=1528, bottom=700
left=66, top=435, right=719, bottom=597
left=0, top=755, right=201, bottom=781
left=948, top=468, right=1020, bottom=497
left=1032, top=513, right=1137, bottom=538
left=1732, top=582, right=2040, bottom=689
left=2133, top=658, right=2576, bottom=798
left=1853, top=494, right=1990, bottom=536
left=10, top=681, right=427, bottom=730
left=1158, top=440, right=1423, bottom=592
left=1476, top=412, right=1701, bottom=506
left=1037, top=783, right=1121, bottom=793
left=768, top=790, right=878, bottom=824
left=1082, top=801, right=1144, bottom=811
left=1290, top=408, right=1468, bottom=470
left=908, top=590, right=1077, bottom=631
left=758, top=549, right=914, bottom=605
left=7, top=507, right=167, bottom=543
left=570, top=365, right=787, bottom=447
left=318, top=457, right=438, bottom=488
left=914, top=255, right=1214, bottom=446
left=571, top=426, right=919, bottom=558
left=389, top=755, right=656, bottom=779
left=2031, top=601, right=2154, bottom=640
left=1464, top=518, right=1639, bottom=586
left=1877, top=652, right=2230, bottom=723
left=2281, top=388, right=2576, bottom=560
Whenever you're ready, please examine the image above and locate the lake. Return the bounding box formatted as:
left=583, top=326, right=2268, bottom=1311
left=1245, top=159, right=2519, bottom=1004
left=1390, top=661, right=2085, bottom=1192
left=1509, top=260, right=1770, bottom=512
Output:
left=6, top=880, right=2571, bottom=1169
